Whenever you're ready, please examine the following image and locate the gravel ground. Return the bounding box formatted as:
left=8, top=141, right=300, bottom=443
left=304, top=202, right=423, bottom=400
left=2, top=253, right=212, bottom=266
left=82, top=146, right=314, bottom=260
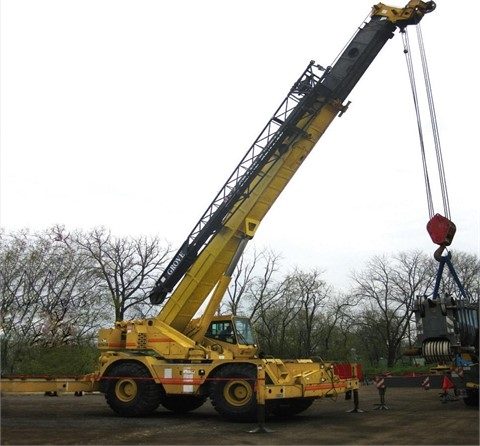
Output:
left=1, top=384, right=478, bottom=445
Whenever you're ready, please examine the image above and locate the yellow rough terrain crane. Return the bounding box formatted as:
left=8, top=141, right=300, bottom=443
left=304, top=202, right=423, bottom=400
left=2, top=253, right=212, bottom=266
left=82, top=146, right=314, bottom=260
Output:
left=1, top=1, right=436, bottom=421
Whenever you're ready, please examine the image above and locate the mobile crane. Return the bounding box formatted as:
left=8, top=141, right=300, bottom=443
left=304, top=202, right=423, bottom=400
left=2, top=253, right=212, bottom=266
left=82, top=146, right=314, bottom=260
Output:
left=0, top=1, right=437, bottom=420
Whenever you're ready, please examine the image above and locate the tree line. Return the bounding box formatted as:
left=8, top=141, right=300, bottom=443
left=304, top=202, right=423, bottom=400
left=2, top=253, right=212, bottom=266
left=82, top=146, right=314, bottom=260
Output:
left=1, top=225, right=478, bottom=375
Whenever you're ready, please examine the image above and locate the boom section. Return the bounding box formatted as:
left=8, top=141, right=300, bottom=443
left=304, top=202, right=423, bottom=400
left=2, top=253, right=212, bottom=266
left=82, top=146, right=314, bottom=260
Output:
left=150, top=1, right=435, bottom=327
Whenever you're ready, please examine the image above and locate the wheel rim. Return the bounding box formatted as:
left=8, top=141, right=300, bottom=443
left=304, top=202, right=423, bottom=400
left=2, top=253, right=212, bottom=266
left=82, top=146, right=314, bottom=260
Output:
left=223, top=379, right=253, bottom=407
left=115, top=379, right=138, bottom=403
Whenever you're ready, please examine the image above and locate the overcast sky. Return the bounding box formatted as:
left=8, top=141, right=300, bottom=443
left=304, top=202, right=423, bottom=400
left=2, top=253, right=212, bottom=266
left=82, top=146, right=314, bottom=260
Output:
left=1, top=0, right=479, bottom=290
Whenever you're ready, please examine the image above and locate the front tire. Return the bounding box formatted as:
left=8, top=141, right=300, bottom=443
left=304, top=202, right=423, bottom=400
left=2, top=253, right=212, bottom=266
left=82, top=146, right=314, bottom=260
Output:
left=104, top=361, right=163, bottom=417
left=210, top=363, right=257, bottom=422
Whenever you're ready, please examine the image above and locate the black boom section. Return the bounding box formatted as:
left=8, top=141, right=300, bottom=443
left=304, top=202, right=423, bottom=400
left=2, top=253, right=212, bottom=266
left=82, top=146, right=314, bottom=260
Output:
left=322, top=16, right=397, bottom=102
left=149, top=13, right=409, bottom=305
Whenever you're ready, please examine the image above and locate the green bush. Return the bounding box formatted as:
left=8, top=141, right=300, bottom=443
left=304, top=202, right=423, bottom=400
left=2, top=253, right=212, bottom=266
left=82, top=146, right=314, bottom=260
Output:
left=6, top=344, right=99, bottom=376
left=362, top=363, right=432, bottom=378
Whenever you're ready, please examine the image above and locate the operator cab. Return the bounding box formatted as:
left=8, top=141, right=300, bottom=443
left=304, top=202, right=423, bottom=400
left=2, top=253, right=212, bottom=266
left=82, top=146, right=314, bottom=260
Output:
left=206, top=316, right=257, bottom=347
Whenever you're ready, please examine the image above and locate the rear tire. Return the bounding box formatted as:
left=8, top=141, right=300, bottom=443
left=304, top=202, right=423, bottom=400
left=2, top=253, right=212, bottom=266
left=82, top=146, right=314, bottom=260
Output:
left=104, top=361, right=163, bottom=417
left=210, top=364, right=257, bottom=422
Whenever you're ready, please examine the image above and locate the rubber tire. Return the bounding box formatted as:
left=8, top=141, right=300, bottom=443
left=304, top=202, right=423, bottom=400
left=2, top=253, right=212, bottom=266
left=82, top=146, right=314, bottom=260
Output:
left=268, top=397, right=315, bottom=417
left=104, top=361, right=163, bottom=417
left=462, top=389, right=479, bottom=408
left=210, top=363, right=257, bottom=422
left=161, top=395, right=207, bottom=413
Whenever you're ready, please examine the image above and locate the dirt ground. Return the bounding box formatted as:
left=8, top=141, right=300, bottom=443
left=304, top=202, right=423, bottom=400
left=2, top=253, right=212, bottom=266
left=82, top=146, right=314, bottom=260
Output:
left=1, top=384, right=478, bottom=445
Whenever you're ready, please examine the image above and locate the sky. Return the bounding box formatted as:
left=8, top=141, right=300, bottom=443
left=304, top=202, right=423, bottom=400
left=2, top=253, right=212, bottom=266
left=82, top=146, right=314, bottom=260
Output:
left=1, top=0, right=479, bottom=291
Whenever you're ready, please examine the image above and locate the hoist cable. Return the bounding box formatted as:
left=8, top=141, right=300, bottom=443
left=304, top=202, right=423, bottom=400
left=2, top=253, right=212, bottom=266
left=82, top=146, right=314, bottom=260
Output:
left=416, top=24, right=452, bottom=220
left=402, top=30, right=435, bottom=219
left=402, top=25, right=451, bottom=221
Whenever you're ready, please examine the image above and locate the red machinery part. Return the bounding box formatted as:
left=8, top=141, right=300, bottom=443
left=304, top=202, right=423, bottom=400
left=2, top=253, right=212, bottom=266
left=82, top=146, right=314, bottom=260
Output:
left=426, top=214, right=456, bottom=246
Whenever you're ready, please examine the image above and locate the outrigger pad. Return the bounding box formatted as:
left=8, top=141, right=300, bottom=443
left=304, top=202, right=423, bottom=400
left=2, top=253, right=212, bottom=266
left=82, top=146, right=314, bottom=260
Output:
left=427, top=214, right=456, bottom=246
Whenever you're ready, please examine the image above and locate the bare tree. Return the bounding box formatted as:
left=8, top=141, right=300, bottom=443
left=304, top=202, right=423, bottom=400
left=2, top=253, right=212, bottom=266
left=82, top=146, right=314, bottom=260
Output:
left=228, top=247, right=288, bottom=355
left=314, top=291, right=361, bottom=361
left=0, top=227, right=107, bottom=373
left=288, top=267, right=330, bottom=357
left=228, top=248, right=358, bottom=359
left=73, top=227, right=172, bottom=321
left=241, top=247, right=284, bottom=323
left=219, top=246, right=283, bottom=319
left=220, top=245, right=261, bottom=315
left=352, top=251, right=434, bottom=366
left=335, top=295, right=364, bottom=360
left=254, top=272, right=304, bottom=357
left=0, top=229, right=33, bottom=372
left=433, top=250, right=480, bottom=303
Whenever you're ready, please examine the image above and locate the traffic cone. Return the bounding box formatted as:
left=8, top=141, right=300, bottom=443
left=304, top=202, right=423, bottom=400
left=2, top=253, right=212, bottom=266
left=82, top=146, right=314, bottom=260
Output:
left=439, top=375, right=458, bottom=403
left=421, top=376, right=430, bottom=390
left=442, top=376, right=454, bottom=393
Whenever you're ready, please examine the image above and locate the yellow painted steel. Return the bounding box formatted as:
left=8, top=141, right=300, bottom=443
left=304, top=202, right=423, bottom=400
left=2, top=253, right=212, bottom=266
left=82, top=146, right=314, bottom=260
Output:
left=0, top=375, right=100, bottom=394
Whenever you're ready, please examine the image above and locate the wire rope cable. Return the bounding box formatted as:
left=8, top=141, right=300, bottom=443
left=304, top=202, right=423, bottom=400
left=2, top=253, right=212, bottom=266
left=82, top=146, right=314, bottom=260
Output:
left=402, top=24, right=451, bottom=221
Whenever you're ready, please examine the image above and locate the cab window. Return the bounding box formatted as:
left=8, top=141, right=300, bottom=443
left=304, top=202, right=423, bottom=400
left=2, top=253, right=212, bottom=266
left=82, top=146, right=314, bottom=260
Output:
left=206, top=321, right=236, bottom=344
